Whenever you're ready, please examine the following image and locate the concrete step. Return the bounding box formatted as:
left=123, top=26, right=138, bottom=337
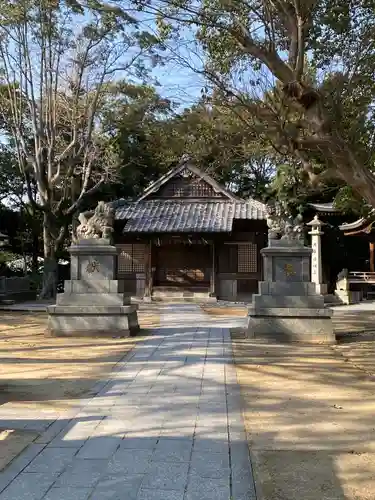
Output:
left=152, top=292, right=212, bottom=299
left=152, top=296, right=217, bottom=303
left=324, top=294, right=344, bottom=306
left=151, top=287, right=216, bottom=303
left=153, top=286, right=209, bottom=293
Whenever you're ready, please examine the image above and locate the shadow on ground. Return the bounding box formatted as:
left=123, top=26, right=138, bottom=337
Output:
left=2, top=307, right=375, bottom=499
left=233, top=337, right=375, bottom=500
left=0, top=325, right=245, bottom=500
left=0, top=310, right=160, bottom=409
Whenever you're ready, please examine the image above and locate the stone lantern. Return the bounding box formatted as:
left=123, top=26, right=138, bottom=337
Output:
left=307, top=215, right=327, bottom=295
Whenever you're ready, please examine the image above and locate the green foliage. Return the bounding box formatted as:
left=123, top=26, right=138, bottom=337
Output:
left=333, top=186, right=370, bottom=217
left=0, top=0, right=167, bottom=296
left=0, top=251, right=18, bottom=265
left=137, top=0, right=375, bottom=211
left=98, top=85, right=276, bottom=201
left=139, top=95, right=275, bottom=199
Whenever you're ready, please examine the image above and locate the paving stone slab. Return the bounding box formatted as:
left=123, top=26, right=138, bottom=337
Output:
left=193, top=438, right=229, bottom=454
left=76, top=436, right=122, bottom=459
left=0, top=307, right=257, bottom=500
left=0, top=444, right=46, bottom=494
left=48, top=419, right=104, bottom=448
left=91, top=418, right=129, bottom=435
left=152, top=438, right=192, bottom=463
left=0, top=473, right=55, bottom=500
left=53, top=458, right=107, bottom=488
left=137, top=489, right=184, bottom=500
left=125, top=428, right=162, bottom=438
left=106, top=449, right=153, bottom=475
left=120, top=437, right=158, bottom=450
left=190, top=451, right=230, bottom=479
left=140, top=461, right=189, bottom=491
left=24, top=447, right=78, bottom=475
left=194, top=427, right=229, bottom=442
left=90, top=474, right=144, bottom=500
left=42, top=487, right=93, bottom=500
left=36, top=417, right=76, bottom=445
left=185, top=476, right=230, bottom=500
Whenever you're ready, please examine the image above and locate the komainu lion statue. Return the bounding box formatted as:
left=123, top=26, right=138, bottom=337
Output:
left=76, top=201, right=115, bottom=241
left=266, top=202, right=304, bottom=243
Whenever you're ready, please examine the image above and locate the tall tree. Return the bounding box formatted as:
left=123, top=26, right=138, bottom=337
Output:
left=0, top=146, right=42, bottom=271
left=0, top=0, right=162, bottom=297
left=99, top=85, right=275, bottom=200
left=100, top=82, right=175, bottom=200
left=135, top=0, right=375, bottom=209
left=130, top=94, right=276, bottom=199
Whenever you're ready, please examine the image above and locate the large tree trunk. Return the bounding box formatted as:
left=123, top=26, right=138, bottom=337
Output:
left=39, top=214, right=58, bottom=299
left=313, top=134, right=375, bottom=209
left=325, top=139, right=375, bottom=208
left=284, top=84, right=375, bottom=208
left=31, top=230, right=39, bottom=274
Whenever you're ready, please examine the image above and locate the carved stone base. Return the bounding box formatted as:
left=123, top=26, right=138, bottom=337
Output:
left=247, top=242, right=335, bottom=344
left=47, top=305, right=139, bottom=337
left=247, top=314, right=335, bottom=344
left=47, top=238, right=139, bottom=338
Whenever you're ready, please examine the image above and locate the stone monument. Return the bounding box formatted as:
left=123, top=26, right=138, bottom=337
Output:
left=307, top=215, right=328, bottom=295
left=47, top=202, right=139, bottom=337
left=247, top=203, right=335, bottom=344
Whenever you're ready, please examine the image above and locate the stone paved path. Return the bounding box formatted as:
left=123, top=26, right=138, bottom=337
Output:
left=0, top=305, right=256, bottom=500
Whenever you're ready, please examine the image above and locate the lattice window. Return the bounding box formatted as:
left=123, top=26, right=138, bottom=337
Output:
left=118, top=245, right=132, bottom=273
left=190, top=179, right=216, bottom=197
left=156, top=177, right=219, bottom=198
left=117, top=244, right=145, bottom=274
left=237, top=243, right=257, bottom=273
left=132, top=244, right=146, bottom=272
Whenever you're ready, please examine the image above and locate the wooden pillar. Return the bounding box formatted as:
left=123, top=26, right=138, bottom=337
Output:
left=370, top=241, right=375, bottom=272
left=144, top=240, right=153, bottom=300
left=210, top=240, right=216, bottom=297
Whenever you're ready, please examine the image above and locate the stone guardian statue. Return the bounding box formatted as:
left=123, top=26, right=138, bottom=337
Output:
left=75, top=201, right=115, bottom=242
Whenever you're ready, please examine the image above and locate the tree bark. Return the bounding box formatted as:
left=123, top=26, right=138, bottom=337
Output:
left=39, top=214, right=58, bottom=299
left=31, top=230, right=39, bottom=274
left=324, top=140, right=375, bottom=208
left=283, top=85, right=375, bottom=208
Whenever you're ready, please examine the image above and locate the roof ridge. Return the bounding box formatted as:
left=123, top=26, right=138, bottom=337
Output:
left=121, top=198, right=265, bottom=204
left=136, top=157, right=240, bottom=202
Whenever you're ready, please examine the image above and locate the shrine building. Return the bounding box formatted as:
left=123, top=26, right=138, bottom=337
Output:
left=111, top=158, right=268, bottom=302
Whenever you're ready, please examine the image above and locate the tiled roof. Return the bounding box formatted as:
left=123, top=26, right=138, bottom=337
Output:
left=308, top=202, right=341, bottom=213
left=114, top=200, right=267, bottom=233
left=233, top=199, right=267, bottom=219
left=338, top=209, right=375, bottom=232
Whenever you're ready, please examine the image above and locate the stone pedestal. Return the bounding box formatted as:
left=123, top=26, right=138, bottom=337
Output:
left=47, top=239, right=139, bottom=337
left=335, top=273, right=361, bottom=305
left=247, top=240, right=335, bottom=344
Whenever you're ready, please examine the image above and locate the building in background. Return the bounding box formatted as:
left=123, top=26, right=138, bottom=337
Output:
left=112, top=158, right=268, bottom=302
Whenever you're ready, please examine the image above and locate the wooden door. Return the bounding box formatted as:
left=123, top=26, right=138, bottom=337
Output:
left=154, top=244, right=211, bottom=286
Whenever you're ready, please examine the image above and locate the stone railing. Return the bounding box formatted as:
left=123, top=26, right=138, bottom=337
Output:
left=335, top=271, right=375, bottom=304
left=347, top=271, right=375, bottom=283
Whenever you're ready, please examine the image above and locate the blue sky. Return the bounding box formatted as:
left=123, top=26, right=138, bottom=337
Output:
left=152, top=62, right=204, bottom=108
left=134, top=9, right=206, bottom=109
